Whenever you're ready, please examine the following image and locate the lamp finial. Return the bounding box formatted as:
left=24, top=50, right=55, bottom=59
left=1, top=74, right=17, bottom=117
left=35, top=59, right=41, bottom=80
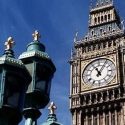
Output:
left=32, top=30, right=41, bottom=41
left=4, top=37, right=15, bottom=50
left=48, top=102, right=57, bottom=115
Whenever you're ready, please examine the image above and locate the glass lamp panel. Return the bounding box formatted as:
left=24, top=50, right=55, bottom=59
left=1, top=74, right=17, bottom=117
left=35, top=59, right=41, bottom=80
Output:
left=7, top=92, right=20, bottom=107
left=46, top=80, right=51, bottom=95
left=25, top=63, right=33, bottom=76
left=25, top=63, right=33, bottom=93
left=0, top=71, right=4, bottom=107
left=4, top=73, right=24, bottom=109
left=4, top=86, right=22, bottom=108
left=35, top=79, right=46, bottom=92
left=0, top=72, right=2, bottom=92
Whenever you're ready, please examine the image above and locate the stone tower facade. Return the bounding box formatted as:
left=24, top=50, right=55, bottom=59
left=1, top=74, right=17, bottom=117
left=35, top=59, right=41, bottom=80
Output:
left=69, top=0, right=125, bottom=125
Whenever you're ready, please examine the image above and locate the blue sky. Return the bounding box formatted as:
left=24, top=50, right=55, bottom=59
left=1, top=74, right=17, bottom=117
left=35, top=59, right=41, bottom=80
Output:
left=0, top=0, right=125, bottom=125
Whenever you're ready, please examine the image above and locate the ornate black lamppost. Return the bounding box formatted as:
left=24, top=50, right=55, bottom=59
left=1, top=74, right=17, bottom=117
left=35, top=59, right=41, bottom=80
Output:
left=19, top=30, right=56, bottom=125
left=0, top=37, right=31, bottom=125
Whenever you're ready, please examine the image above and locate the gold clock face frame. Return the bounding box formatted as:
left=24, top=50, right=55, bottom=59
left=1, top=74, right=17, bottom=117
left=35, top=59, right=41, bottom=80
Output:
left=82, top=58, right=116, bottom=88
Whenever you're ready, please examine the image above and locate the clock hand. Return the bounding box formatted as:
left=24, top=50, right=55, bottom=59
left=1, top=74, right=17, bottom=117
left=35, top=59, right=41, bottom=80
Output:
left=91, top=64, right=101, bottom=77
left=95, top=68, right=101, bottom=77
left=99, top=60, right=107, bottom=74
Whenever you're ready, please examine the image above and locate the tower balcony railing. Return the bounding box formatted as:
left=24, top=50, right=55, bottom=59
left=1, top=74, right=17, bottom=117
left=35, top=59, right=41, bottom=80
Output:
left=75, top=29, right=125, bottom=47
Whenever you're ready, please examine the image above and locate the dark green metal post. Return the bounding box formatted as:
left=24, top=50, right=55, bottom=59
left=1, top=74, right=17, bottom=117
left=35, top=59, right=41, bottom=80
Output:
left=19, top=31, right=56, bottom=125
left=0, top=37, right=31, bottom=125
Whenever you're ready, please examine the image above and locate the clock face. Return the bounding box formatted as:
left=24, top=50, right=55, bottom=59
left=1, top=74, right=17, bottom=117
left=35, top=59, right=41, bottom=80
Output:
left=82, top=58, right=116, bottom=87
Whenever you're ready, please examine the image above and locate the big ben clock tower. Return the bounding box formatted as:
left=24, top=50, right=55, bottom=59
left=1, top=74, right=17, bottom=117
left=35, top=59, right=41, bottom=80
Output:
left=69, top=0, right=125, bottom=125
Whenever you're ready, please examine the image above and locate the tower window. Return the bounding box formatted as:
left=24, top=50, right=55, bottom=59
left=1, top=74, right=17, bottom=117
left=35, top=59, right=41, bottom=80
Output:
left=109, top=26, right=111, bottom=31
left=93, top=116, right=97, bottom=125
left=91, top=31, right=94, bottom=36
left=103, top=92, right=107, bottom=101
left=85, top=36, right=88, bottom=41
left=117, top=111, right=121, bottom=125
left=94, top=17, right=97, bottom=24
left=88, top=116, right=92, bottom=125
left=99, top=114, right=103, bottom=125
left=103, top=42, right=107, bottom=48
left=84, top=119, right=86, bottom=125
left=86, top=95, right=90, bottom=104
left=105, top=15, right=107, bottom=21
left=111, top=113, right=115, bottom=125
left=101, top=16, right=103, bottom=22
left=108, top=41, right=112, bottom=47
left=105, top=114, right=109, bottom=125
left=98, top=17, right=100, bottom=23
left=100, top=28, right=103, bottom=34
left=108, top=14, right=111, bottom=20
left=91, top=94, right=96, bottom=103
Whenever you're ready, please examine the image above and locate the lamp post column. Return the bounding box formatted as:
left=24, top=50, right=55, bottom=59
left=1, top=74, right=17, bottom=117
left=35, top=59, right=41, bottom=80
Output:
left=24, top=108, right=41, bottom=125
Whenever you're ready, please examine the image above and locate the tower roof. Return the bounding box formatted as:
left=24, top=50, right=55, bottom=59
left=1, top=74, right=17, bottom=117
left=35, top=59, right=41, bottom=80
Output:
left=91, top=0, right=113, bottom=10
left=96, top=0, right=112, bottom=6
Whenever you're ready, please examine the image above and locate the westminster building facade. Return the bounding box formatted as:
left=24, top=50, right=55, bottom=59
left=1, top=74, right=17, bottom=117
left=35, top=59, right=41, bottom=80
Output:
left=69, top=0, right=125, bottom=125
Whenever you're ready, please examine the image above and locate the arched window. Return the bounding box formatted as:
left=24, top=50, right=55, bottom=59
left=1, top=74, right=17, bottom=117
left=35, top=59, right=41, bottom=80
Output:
left=100, top=28, right=103, bottom=34
left=111, top=113, right=115, bottom=125
left=94, top=17, right=97, bottom=24
left=101, top=16, right=103, bottom=22
left=91, top=31, right=94, bottom=36
left=99, top=114, right=103, bottom=125
left=106, top=114, right=109, bottom=125
left=117, top=111, right=121, bottom=125
left=98, top=17, right=100, bottom=23
left=108, top=14, right=111, bottom=20
left=93, top=115, right=97, bottom=125
left=105, top=15, right=107, bottom=21
left=109, top=26, right=111, bottom=31
left=88, top=116, right=92, bottom=125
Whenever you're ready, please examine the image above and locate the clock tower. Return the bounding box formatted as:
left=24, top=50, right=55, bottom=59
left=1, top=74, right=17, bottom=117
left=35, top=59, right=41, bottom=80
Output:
left=69, top=0, right=125, bottom=125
